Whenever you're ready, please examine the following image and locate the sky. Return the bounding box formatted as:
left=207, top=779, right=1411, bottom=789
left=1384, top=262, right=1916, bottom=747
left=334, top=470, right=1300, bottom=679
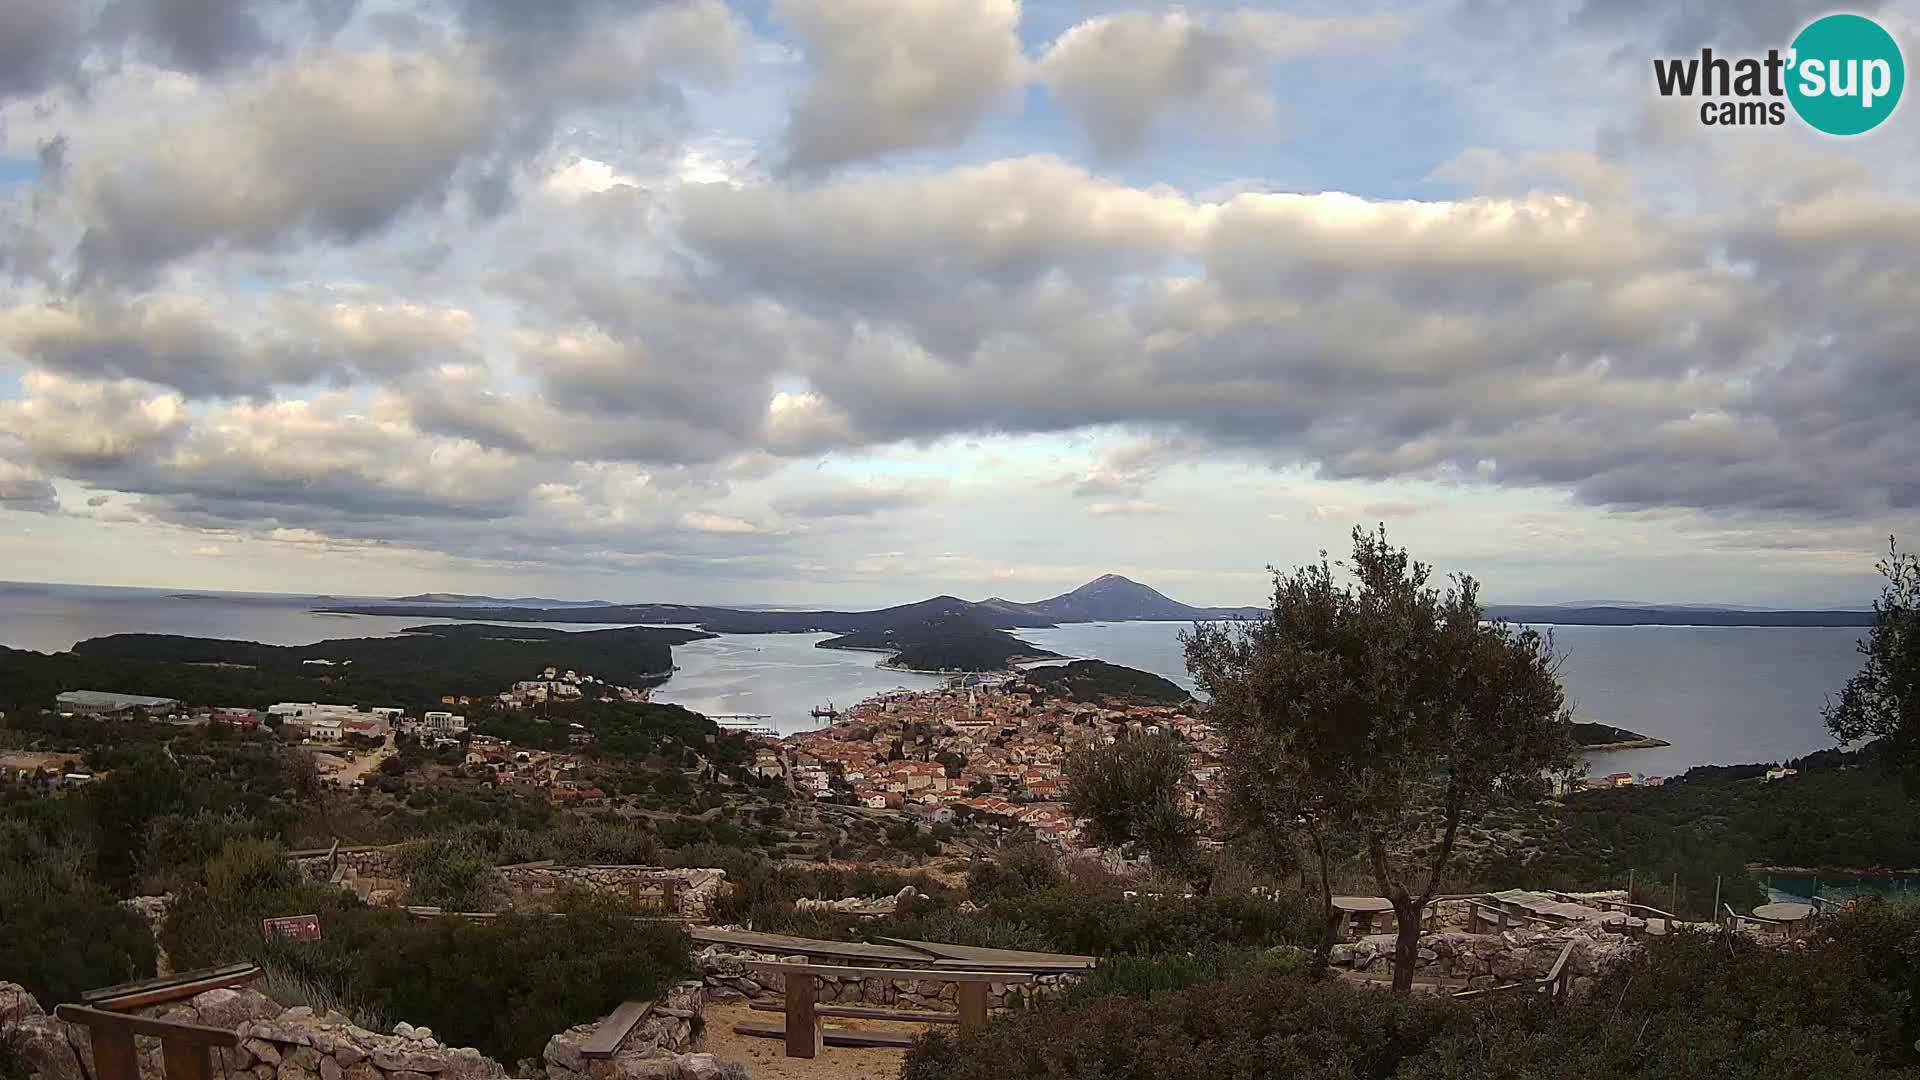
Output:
left=0, top=0, right=1916, bottom=609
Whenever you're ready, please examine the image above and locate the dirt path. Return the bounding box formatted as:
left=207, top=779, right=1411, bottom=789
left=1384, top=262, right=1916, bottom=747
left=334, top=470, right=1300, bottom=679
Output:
left=697, top=1001, right=919, bottom=1080
left=313, top=735, right=394, bottom=785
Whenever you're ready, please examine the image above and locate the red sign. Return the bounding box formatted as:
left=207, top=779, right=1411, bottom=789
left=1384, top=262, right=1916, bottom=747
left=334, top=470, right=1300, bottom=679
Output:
left=262, top=915, right=322, bottom=943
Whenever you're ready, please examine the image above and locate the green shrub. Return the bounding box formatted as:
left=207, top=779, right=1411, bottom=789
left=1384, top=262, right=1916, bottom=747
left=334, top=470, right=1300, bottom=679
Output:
left=397, top=839, right=497, bottom=911
left=0, top=808, right=156, bottom=1005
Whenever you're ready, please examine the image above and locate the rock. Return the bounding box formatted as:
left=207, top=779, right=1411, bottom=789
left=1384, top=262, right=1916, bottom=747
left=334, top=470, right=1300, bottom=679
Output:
left=333, top=1041, right=366, bottom=1067
left=390, top=1070, right=433, bottom=1080
left=675, top=1053, right=724, bottom=1080
left=343, top=1062, right=383, bottom=1080
left=227, top=1039, right=257, bottom=1070
left=10, top=1016, right=88, bottom=1080
left=284, top=1044, right=323, bottom=1071
left=1328, top=943, right=1356, bottom=966
left=282, top=1007, right=316, bottom=1022
left=321, top=1056, right=344, bottom=1080
left=412, top=1027, right=434, bottom=1042
left=440, top=1050, right=505, bottom=1080
left=545, top=1035, right=587, bottom=1074
left=250, top=1022, right=310, bottom=1046
left=0, top=983, right=44, bottom=1024
left=280, top=1064, right=320, bottom=1080
left=243, top=1039, right=282, bottom=1065
left=394, top=1022, right=418, bottom=1039
left=372, top=1047, right=449, bottom=1073
left=254, top=1065, right=277, bottom=1080
left=608, top=1058, right=679, bottom=1080
left=1417, top=947, right=1439, bottom=963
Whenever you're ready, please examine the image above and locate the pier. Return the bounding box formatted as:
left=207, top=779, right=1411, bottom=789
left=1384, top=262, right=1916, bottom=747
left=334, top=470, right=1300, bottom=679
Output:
left=710, top=714, right=778, bottom=737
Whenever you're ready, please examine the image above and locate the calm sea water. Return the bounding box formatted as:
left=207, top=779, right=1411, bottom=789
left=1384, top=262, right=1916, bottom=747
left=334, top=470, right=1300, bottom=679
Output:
left=1018, top=620, right=1868, bottom=778
left=0, top=582, right=1871, bottom=762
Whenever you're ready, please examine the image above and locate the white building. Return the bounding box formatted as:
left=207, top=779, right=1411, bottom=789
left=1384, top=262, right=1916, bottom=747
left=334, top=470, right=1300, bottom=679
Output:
left=422, top=711, right=468, bottom=733
left=307, top=719, right=345, bottom=743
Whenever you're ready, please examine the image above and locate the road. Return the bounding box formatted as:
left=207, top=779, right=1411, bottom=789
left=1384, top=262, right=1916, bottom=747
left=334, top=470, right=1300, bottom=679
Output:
left=312, top=734, right=396, bottom=786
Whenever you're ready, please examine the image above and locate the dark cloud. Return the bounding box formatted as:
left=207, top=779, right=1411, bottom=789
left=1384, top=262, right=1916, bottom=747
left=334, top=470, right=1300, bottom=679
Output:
left=99, top=0, right=272, bottom=75
left=1570, top=0, right=1885, bottom=51
left=0, top=0, right=87, bottom=99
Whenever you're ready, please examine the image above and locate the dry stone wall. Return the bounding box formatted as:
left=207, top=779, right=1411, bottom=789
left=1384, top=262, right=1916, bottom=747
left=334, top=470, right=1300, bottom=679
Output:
left=287, top=848, right=725, bottom=920
left=694, top=944, right=1080, bottom=1013
left=541, top=984, right=727, bottom=1080
left=1327, top=926, right=1636, bottom=996
left=0, top=984, right=503, bottom=1080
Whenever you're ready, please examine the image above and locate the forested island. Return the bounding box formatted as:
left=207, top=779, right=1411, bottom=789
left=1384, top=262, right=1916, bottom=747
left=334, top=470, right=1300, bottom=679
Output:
left=817, top=625, right=1062, bottom=672
left=0, top=624, right=711, bottom=714
left=1019, top=659, right=1191, bottom=705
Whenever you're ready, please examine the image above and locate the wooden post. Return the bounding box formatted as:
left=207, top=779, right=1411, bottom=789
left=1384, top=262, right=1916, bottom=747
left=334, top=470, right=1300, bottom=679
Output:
left=161, top=1037, right=216, bottom=1080
left=783, top=972, right=820, bottom=1059
left=88, top=1019, right=141, bottom=1080
left=661, top=879, right=680, bottom=915
left=1627, top=868, right=1635, bottom=904
left=1671, top=873, right=1678, bottom=916
left=957, top=982, right=989, bottom=1029
left=1712, top=876, right=1722, bottom=926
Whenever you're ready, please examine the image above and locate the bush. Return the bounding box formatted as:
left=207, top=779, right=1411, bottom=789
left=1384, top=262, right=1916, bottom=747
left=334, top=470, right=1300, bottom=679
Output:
left=397, top=839, right=497, bottom=911
left=904, top=904, right=1920, bottom=1080
left=0, top=807, right=156, bottom=1005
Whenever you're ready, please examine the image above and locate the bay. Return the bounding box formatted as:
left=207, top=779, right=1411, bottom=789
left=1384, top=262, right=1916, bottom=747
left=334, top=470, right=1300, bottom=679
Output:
left=0, top=583, right=1873, bottom=768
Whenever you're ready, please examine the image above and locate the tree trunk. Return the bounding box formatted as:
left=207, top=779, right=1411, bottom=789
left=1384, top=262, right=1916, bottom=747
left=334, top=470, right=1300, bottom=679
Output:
left=1390, top=894, right=1420, bottom=993
left=1308, top=826, right=1338, bottom=970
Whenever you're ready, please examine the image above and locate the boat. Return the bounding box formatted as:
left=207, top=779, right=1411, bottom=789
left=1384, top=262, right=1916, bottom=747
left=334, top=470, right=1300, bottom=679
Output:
left=809, top=701, right=839, bottom=720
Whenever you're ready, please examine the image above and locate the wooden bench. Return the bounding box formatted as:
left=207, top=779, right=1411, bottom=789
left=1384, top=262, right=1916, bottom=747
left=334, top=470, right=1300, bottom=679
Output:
left=739, top=963, right=1041, bottom=1059
left=577, top=1000, right=653, bottom=1060
left=82, top=963, right=263, bottom=1012
left=748, top=1002, right=960, bottom=1024
left=56, top=1004, right=239, bottom=1080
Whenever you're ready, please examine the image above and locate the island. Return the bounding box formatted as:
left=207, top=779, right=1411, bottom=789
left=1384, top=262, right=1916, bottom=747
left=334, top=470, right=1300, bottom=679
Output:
left=0, top=623, right=714, bottom=714
left=817, top=625, right=1062, bottom=673
left=1018, top=659, right=1191, bottom=706
left=1572, top=721, right=1672, bottom=751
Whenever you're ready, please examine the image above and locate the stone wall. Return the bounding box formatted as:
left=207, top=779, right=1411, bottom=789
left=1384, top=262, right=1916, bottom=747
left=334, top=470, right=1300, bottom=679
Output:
left=287, top=848, right=725, bottom=921
left=542, top=984, right=730, bottom=1080
left=693, top=944, right=1080, bottom=1014
left=1327, top=926, right=1635, bottom=996
left=0, top=984, right=503, bottom=1080
left=2, top=981, right=728, bottom=1080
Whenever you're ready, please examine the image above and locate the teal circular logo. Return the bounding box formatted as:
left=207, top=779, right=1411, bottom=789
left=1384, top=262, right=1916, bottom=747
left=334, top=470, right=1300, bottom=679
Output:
left=1787, top=14, right=1905, bottom=135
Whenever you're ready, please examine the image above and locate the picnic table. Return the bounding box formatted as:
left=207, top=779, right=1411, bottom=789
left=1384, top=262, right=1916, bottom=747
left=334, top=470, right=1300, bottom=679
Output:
left=1331, top=896, right=1395, bottom=938
left=1751, top=901, right=1817, bottom=938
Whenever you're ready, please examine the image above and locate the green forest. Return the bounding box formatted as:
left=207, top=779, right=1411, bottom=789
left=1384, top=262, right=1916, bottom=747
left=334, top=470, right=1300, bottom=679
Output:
left=0, top=624, right=709, bottom=714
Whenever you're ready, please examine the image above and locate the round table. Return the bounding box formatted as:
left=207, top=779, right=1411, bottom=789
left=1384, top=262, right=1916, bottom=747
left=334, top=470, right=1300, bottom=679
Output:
left=1331, top=896, right=1395, bottom=937
left=1752, top=902, right=1817, bottom=938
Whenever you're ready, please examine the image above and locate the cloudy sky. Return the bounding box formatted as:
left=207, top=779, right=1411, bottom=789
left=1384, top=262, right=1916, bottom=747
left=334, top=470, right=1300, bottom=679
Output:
left=0, top=0, right=1915, bottom=608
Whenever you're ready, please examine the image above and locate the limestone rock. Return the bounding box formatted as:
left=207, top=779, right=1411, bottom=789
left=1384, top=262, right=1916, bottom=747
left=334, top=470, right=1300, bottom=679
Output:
left=243, top=1039, right=282, bottom=1065
left=342, top=1062, right=383, bottom=1080
left=321, top=1056, right=344, bottom=1080
left=372, top=1047, right=449, bottom=1072
left=10, top=1016, right=88, bottom=1080
left=280, top=1064, right=320, bottom=1080
left=284, top=1044, right=323, bottom=1071
left=675, top=1053, right=724, bottom=1080
left=333, top=1041, right=366, bottom=1067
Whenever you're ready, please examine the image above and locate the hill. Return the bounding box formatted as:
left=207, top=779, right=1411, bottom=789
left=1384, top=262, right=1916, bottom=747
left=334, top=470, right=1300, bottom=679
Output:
left=0, top=624, right=712, bottom=714
left=1018, top=659, right=1190, bottom=705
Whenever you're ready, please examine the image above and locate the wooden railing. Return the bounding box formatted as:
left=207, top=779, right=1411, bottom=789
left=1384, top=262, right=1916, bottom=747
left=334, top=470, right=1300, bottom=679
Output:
left=1450, top=939, right=1578, bottom=1003
left=54, top=1005, right=238, bottom=1080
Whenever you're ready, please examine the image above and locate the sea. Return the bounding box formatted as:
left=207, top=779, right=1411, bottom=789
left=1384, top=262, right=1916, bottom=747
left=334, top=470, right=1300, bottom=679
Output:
left=0, top=581, right=1871, bottom=776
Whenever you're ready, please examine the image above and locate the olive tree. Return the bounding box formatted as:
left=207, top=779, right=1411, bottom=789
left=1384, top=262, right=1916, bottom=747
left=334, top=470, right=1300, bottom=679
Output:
left=1184, top=526, right=1574, bottom=992
left=1825, top=537, right=1920, bottom=784
left=1064, top=733, right=1201, bottom=879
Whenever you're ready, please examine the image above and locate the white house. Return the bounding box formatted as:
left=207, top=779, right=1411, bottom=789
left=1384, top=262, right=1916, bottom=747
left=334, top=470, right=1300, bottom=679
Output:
left=306, top=719, right=345, bottom=743
left=422, top=711, right=468, bottom=733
